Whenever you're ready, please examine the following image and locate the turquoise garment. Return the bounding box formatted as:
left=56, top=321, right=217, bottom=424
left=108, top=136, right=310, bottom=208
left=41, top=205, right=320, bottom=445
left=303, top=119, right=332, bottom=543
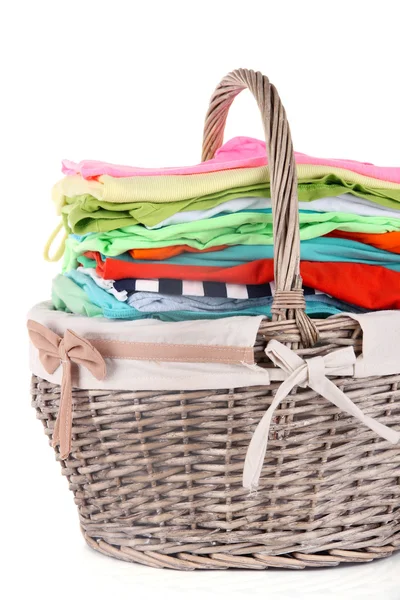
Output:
left=52, top=271, right=364, bottom=321
left=63, top=210, right=400, bottom=271
left=78, top=236, right=400, bottom=272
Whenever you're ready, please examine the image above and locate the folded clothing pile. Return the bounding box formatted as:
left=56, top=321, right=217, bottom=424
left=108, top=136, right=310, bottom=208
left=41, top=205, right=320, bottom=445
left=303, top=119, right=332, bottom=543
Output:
left=49, top=136, right=400, bottom=321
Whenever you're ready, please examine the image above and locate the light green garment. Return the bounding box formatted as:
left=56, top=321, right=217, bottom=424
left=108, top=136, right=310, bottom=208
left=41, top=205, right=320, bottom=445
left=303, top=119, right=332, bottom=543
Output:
left=60, top=175, right=400, bottom=234
left=63, top=209, right=400, bottom=271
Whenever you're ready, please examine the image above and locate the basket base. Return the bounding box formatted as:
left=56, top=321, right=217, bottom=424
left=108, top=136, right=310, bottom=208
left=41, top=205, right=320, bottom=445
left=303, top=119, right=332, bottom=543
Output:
left=82, top=529, right=399, bottom=570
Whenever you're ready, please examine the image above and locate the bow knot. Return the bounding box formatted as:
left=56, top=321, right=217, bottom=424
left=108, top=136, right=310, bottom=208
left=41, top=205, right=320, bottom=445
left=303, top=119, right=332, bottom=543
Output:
left=305, top=355, right=325, bottom=388
left=28, top=319, right=106, bottom=458
left=59, top=339, right=68, bottom=363
left=243, top=339, right=400, bottom=490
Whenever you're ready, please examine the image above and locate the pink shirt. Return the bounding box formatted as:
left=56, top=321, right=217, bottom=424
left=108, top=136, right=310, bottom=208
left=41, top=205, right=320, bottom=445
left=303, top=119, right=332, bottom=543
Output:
left=62, top=136, right=400, bottom=183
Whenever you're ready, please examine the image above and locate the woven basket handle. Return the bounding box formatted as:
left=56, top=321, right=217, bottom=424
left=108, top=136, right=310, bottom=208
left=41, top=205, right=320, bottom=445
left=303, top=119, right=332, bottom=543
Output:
left=202, top=69, right=319, bottom=347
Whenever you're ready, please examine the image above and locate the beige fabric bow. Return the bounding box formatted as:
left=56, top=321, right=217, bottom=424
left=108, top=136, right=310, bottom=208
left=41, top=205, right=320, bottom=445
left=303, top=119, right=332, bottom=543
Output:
left=28, top=319, right=106, bottom=458
left=243, top=339, right=400, bottom=490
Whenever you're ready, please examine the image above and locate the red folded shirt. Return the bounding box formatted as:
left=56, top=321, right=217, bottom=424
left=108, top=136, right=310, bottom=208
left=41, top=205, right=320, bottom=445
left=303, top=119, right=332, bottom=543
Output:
left=84, top=252, right=274, bottom=284
left=82, top=251, right=400, bottom=310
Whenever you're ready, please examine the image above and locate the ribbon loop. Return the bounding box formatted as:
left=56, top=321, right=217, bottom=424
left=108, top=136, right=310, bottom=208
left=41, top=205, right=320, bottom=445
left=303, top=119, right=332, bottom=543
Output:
left=243, top=340, right=400, bottom=490
left=43, top=220, right=67, bottom=262
left=27, top=320, right=106, bottom=458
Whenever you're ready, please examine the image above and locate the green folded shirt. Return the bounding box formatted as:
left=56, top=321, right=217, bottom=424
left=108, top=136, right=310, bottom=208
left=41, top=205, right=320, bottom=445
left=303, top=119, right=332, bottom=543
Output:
left=63, top=209, right=400, bottom=271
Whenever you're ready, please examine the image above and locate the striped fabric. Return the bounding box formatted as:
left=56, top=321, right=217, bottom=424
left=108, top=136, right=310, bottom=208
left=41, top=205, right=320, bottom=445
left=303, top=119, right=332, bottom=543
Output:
left=113, top=278, right=323, bottom=299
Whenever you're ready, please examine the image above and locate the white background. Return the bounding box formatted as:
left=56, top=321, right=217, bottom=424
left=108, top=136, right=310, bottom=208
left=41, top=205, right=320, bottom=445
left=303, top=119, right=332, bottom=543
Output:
left=2, top=1, right=400, bottom=598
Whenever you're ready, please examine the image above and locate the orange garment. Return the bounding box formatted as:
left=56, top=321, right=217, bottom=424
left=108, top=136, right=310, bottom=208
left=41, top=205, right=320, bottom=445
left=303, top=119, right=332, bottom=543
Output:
left=326, top=231, right=400, bottom=254
left=129, top=244, right=228, bottom=260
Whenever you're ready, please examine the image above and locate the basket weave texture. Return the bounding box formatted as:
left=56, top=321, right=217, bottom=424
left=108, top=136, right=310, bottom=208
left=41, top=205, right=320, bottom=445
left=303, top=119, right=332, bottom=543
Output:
left=32, top=317, right=400, bottom=569
left=31, top=69, right=400, bottom=569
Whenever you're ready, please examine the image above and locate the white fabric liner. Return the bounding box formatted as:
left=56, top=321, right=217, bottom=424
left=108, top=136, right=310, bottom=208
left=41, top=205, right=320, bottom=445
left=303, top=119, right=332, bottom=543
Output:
left=28, top=302, right=270, bottom=391
left=342, top=311, right=400, bottom=378
left=28, top=303, right=400, bottom=391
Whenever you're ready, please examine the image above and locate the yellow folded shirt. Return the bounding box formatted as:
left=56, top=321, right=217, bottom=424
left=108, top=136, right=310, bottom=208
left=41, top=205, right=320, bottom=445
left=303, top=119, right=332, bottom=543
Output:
left=53, top=164, right=400, bottom=211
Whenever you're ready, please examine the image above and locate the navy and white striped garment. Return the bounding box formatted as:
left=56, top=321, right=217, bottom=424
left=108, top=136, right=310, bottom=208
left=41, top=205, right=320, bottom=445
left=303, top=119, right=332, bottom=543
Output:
left=113, top=278, right=323, bottom=300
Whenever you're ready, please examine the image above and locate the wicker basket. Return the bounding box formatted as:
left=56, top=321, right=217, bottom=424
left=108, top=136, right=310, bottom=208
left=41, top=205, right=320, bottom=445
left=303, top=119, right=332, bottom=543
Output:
left=31, top=69, right=400, bottom=570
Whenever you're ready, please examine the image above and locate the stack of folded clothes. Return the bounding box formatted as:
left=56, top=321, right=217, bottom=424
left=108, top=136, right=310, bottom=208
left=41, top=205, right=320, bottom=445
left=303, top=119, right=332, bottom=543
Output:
left=48, top=136, right=400, bottom=321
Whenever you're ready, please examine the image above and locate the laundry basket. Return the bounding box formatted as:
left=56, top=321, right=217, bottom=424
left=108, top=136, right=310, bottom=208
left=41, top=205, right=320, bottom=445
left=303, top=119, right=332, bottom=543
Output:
left=30, top=69, right=400, bottom=570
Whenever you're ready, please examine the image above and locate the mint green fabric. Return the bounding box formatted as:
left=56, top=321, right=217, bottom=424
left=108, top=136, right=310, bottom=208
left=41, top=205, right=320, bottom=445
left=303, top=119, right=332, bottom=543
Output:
left=63, top=210, right=400, bottom=271
left=51, top=272, right=103, bottom=317
left=77, top=254, right=96, bottom=268
left=62, top=174, right=400, bottom=234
